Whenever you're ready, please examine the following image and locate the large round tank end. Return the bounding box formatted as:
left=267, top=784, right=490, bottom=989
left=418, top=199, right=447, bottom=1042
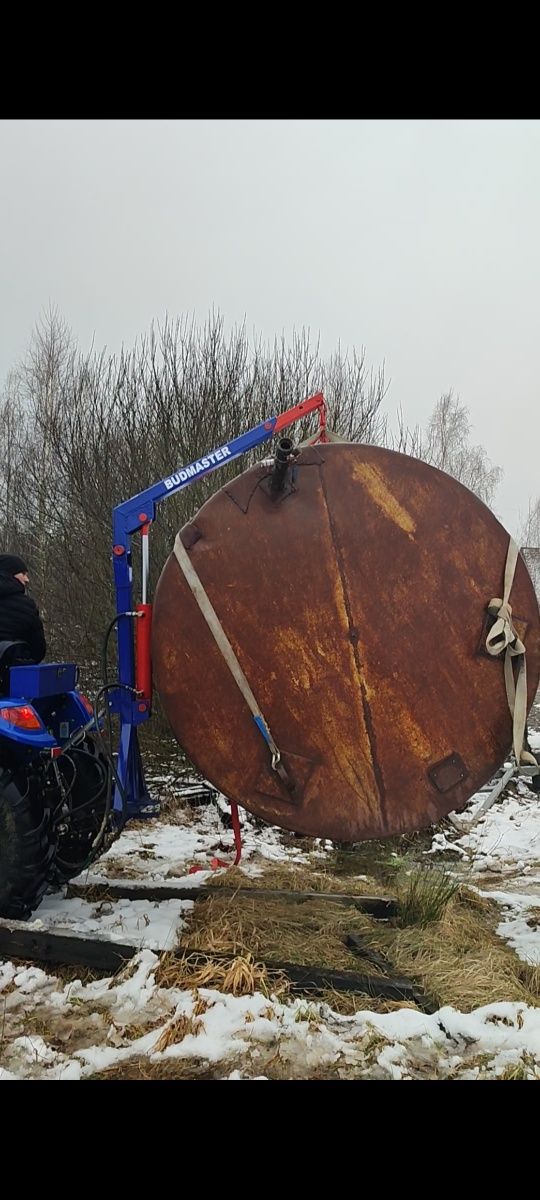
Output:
left=152, top=442, right=540, bottom=842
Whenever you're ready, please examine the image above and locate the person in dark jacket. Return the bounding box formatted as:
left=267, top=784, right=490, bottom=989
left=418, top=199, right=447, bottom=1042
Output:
left=0, top=554, right=46, bottom=663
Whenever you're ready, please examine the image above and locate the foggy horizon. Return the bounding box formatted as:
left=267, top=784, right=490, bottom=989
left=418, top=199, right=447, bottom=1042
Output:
left=2, top=118, right=539, bottom=538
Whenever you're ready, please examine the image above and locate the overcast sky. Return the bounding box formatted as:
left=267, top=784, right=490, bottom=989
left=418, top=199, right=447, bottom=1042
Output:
left=1, top=119, right=539, bottom=536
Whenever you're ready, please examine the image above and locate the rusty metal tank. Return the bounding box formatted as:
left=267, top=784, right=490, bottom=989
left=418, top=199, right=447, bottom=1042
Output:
left=152, top=442, right=540, bottom=842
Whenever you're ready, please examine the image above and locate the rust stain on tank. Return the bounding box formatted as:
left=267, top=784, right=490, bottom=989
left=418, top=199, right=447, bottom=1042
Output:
left=352, top=461, right=416, bottom=536
left=152, top=443, right=540, bottom=843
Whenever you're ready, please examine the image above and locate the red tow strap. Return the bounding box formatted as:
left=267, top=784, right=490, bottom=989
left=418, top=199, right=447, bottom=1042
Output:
left=188, top=800, right=242, bottom=874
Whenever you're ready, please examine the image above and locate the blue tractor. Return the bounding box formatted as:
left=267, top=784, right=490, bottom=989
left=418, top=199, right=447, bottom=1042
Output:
left=0, top=394, right=328, bottom=919
left=0, top=647, right=111, bottom=918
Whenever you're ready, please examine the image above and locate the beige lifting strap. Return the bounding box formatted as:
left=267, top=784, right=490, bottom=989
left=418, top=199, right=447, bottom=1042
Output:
left=297, top=429, right=348, bottom=448
left=173, top=533, right=293, bottom=790
left=485, top=536, right=537, bottom=768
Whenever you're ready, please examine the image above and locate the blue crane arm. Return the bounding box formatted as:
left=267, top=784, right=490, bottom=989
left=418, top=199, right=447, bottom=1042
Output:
left=112, top=392, right=325, bottom=548
left=108, top=391, right=326, bottom=817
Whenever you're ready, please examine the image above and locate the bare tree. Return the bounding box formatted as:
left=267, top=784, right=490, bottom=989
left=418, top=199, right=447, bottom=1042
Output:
left=1, top=311, right=389, bottom=672
left=0, top=371, right=27, bottom=552
left=3, top=306, right=510, bottom=753
left=3, top=306, right=506, bottom=682
left=519, top=497, right=540, bottom=549
left=4, top=308, right=77, bottom=603
left=416, top=391, right=502, bottom=506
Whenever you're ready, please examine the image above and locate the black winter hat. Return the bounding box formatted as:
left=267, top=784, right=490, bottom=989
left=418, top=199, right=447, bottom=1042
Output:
left=0, top=554, right=28, bottom=576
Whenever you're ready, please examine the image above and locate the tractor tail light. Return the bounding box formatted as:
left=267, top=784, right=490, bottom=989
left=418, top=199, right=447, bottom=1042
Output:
left=0, top=705, right=43, bottom=731
left=79, top=694, right=94, bottom=716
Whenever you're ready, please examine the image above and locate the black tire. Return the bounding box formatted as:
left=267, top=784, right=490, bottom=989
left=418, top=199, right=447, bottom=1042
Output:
left=0, top=766, right=56, bottom=920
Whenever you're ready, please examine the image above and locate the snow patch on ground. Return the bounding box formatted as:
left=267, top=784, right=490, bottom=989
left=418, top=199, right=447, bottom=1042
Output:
left=73, top=799, right=309, bottom=888
left=429, top=771, right=540, bottom=967
left=22, top=893, right=192, bottom=951
left=2, top=768, right=540, bottom=1080
left=1, top=949, right=540, bottom=1081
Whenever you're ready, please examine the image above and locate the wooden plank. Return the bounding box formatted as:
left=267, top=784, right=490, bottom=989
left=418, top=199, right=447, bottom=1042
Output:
left=345, top=932, right=392, bottom=971
left=273, top=962, right=427, bottom=1005
left=66, top=881, right=398, bottom=918
left=0, top=921, right=430, bottom=1006
left=0, top=922, right=136, bottom=972
left=172, top=948, right=429, bottom=1006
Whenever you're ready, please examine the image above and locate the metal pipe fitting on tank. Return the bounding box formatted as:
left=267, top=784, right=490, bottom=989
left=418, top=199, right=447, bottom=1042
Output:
left=270, top=437, right=298, bottom=496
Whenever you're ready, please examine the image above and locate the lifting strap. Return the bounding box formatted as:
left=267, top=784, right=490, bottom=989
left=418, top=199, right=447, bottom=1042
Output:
left=485, top=535, right=538, bottom=770
left=173, top=532, right=294, bottom=791
left=297, top=429, right=348, bottom=448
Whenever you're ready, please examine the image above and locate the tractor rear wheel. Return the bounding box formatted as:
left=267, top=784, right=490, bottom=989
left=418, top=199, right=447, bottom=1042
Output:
left=0, top=766, right=56, bottom=920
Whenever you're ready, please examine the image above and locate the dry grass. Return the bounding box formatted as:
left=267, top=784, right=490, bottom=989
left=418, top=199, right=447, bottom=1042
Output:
left=169, top=852, right=540, bottom=1015
left=499, top=1053, right=540, bottom=1080
left=192, top=994, right=211, bottom=1017
left=208, top=862, right=388, bottom=896
left=156, top=950, right=290, bottom=999
left=362, top=887, right=540, bottom=1011
left=6, top=1003, right=116, bottom=1056
left=24, top=812, right=540, bottom=1049
left=179, top=891, right=379, bottom=973
left=445, top=1052, right=496, bottom=1079
left=91, top=1056, right=218, bottom=1080
left=65, top=884, right=116, bottom=905
left=89, top=1048, right=357, bottom=1081
left=520, top=962, right=540, bottom=995
left=120, top=1017, right=167, bottom=1042
left=153, top=1011, right=203, bottom=1052
left=90, top=1052, right=343, bottom=1080
left=316, top=988, right=422, bottom=1015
